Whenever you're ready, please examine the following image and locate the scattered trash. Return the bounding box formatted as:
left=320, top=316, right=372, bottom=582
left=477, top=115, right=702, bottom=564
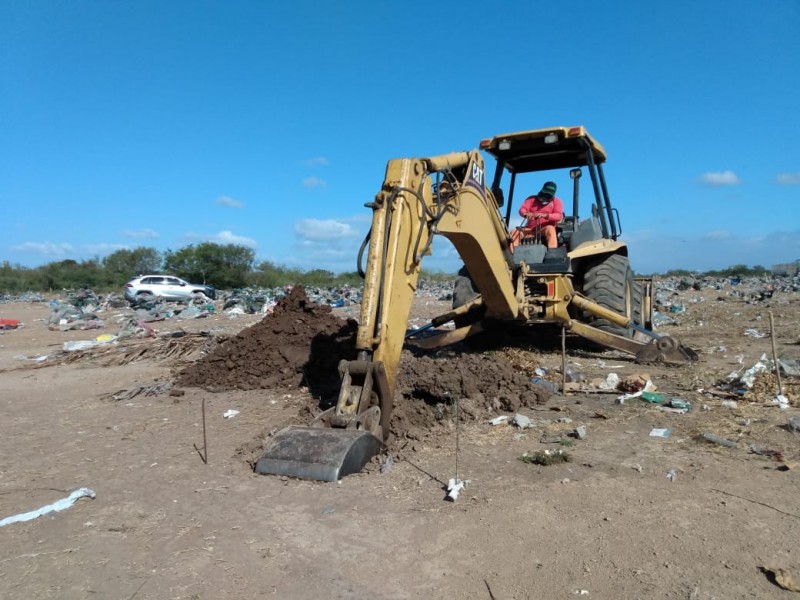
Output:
left=778, top=359, right=800, bottom=377
left=770, top=395, right=790, bottom=410
left=618, top=374, right=656, bottom=393
left=641, top=391, right=666, bottom=404
left=519, top=449, right=571, bottom=465
left=512, top=414, right=532, bottom=430
left=748, top=445, right=784, bottom=462
left=223, top=409, right=240, bottom=419
left=649, top=428, right=672, bottom=438
left=667, top=398, right=691, bottom=411
left=0, top=488, right=96, bottom=527
left=0, top=318, right=22, bottom=330
left=759, top=566, right=800, bottom=592
left=380, top=455, right=394, bottom=474
left=564, top=365, right=585, bottom=383
left=700, top=432, right=737, bottom=448
left=63, top=338, right=116, bottom=352
left=597, top=372, right=620, bottom=390
left=666, top=469, right=677, bottom=482
left=446, top=478, right=466, bottom=501
left=530, top=377, right=559, bottom=394
left=487, top=415, right=508, bottom=426
left=573, top=425, right=587, bottom=440
left=107, top=381, right=172, bottom=401
left=721, top=400, right=738, bottom=409
left=744, top=328, right=766, bottom=338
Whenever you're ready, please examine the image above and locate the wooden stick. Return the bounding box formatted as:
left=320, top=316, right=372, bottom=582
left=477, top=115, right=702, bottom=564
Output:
left=768, top=311, right=784, bottom=396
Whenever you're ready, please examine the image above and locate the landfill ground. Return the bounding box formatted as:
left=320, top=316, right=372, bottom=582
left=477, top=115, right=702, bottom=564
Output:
left=1, top=282, right=799, bottom=599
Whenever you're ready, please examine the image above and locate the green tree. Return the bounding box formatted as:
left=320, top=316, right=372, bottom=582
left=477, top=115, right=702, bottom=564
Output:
left=163, top=242, right=255, bottom=288
left=103, top=247, right=162, bottom=282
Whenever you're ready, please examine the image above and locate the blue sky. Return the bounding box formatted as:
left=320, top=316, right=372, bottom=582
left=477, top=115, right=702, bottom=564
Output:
left=2, top=0, right=798, bottom=276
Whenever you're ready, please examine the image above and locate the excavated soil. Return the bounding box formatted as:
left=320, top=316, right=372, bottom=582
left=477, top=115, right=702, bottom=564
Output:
left=176, top=286, right=358, bottom=397
left=175, top=286, right=547, bottom=445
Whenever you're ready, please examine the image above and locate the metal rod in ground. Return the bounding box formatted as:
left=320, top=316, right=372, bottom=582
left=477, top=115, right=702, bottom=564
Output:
left=768, top=311, right=784, bottom=396
left=455, top=395, right=460, bottom=483
left=561, top=326, right=567, bottom=393
left=193, top=397, right=208, bottom=464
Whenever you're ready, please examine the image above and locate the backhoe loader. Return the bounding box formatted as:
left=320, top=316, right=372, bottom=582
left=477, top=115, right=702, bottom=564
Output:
left=256, top=126, right=697, bottom=481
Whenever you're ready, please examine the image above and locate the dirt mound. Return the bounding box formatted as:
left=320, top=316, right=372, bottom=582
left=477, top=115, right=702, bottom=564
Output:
left=176, top=285, right=358, bottom=396
left=177, top=287, right=548, bottom=444
left=390, top=349, right=549, bottom=442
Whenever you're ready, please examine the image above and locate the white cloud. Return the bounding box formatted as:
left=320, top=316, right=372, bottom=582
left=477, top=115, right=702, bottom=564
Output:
left=121, top=228, right=159, bottom=239
left=294, top=218, right=359, bottom=241
left=302, top=176, right=327, bottom=188
left=83, top=243, right=127, bottom=255
left=776, top=173, right=800, bottom=185
left=12, top=241, right=75, bottom=257
left=301, top=157, right=329, bottom=167
left=698, top=171, right=741, bottom=186
left=185, top=230, right=257, bottom=247
left=215, top=196, right=244, bottom=208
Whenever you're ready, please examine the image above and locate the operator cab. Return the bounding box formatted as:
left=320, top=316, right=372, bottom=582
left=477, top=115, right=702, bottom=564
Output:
left=480, top=126, right=622, bottom=272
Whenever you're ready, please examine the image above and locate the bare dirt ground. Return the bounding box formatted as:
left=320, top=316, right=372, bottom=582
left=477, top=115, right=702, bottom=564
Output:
left=1, top=284, right=799, bottom=599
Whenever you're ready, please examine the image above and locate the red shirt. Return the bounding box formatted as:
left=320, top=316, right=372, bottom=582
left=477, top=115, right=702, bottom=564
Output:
left=518, top=195, right=564, bottom=225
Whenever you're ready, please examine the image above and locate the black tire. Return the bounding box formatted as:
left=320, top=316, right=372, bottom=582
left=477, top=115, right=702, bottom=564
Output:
left=451, top=266, right=501, bottom=347
left=633, top=281, right=644, bottom=327
left=452, top=266, right=479, bottom=309
left=582, top=254, right=634, bottom=337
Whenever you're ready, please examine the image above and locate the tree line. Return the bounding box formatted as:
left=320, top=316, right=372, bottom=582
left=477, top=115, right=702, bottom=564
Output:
left=0, top=243, right=451, bottom=294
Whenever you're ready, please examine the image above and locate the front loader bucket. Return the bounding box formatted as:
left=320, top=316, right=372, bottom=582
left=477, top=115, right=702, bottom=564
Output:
left=255, top=426, right=382, bottom=482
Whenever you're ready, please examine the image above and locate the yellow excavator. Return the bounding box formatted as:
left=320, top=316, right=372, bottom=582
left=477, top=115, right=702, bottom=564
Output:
left=256, top=126, right=697, bottom=481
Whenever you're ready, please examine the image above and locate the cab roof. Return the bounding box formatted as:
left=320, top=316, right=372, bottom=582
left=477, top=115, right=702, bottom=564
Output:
left=480, top=126, right=607, bottom=173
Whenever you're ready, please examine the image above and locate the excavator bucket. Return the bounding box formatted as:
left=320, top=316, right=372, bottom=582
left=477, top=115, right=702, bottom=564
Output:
left=255, top=426, right=382, bottom=482
left=634, top=335, right=699, bottom=364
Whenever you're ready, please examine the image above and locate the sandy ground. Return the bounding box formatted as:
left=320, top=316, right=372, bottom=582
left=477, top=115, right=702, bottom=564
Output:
left=1, top=287, right=799, bottom=600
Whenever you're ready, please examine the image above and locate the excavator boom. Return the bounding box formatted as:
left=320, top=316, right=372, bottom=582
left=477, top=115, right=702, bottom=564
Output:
left=257, top=149, right=516, bottom=480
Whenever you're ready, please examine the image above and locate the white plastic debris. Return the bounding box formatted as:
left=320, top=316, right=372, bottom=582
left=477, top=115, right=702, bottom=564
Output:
left=223, top=409, right=240, bottom=419
left=744, top=328, right=766, bottom=338
left=380, top=455, right=394, bottom=474
left=446, top=478, right=465, bottom=501
left=487, top=415, right=508, bottom=426
left=721, top=400, right=738, bottom=409
left=649, top=428, right=672, bottom=438
left=512, top=414, right=532, bottom=429
left=739, top=355, right=771, bottom=388
left=598, top=372, right=620, bottom=390
left=0, top=488, right=96, bottom=527
left=771, top=395, right=789, bottom=410
left=666, top=470, right=677, bottom=482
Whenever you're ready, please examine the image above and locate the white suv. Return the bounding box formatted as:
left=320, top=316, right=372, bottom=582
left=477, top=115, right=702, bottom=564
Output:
left=124, top=275, right=217, bottom=303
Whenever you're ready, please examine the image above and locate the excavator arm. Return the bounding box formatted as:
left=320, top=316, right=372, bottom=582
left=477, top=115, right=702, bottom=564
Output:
left=256, top=150, right=520, bottom=481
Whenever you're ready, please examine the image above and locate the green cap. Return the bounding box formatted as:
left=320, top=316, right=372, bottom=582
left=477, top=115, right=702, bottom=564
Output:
left=539, top=181, right=557, bottom=199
